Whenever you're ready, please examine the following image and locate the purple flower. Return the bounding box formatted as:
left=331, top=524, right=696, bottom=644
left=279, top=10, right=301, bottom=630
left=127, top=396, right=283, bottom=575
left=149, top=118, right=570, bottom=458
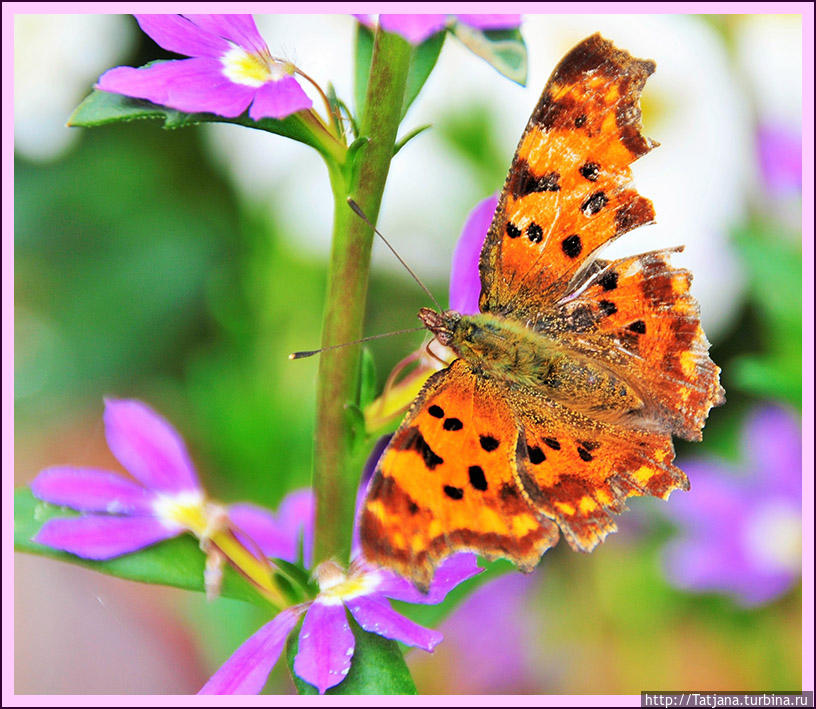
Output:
left=662, top=406, right=802, bottom=607
left=201, top=554, right=482, bottom=694
left=757, top=124, right=802, bottom=196
left=356, top=14, right=520, bottom=45
left=449, top=194, right=497, bottom=315
left=97, top=14, right=312, bottom=120
left=409, top=573, right=541, bottom=692
left=30, top=398, right=304, bottom=567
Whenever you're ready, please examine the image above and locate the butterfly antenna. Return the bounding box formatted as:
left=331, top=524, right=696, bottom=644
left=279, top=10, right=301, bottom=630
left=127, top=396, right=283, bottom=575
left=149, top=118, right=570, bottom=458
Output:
left=347, top=198, right=443, bottom=311
left=289, top=326, right=425, bottom=360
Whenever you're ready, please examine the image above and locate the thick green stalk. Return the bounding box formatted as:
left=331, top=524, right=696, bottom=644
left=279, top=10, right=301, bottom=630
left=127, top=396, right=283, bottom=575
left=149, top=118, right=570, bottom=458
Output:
left=312, top=30, right=412, bottom=565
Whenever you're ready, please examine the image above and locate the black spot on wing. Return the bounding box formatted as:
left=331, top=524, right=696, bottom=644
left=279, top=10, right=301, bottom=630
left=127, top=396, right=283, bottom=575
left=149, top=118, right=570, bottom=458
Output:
left=599, top=300, right=617, bottom=316
left=468, top=465, right=488, bottom=491
left=508, top=159, right=561, bottom=197
left=581, top=191, right=608, bottom=216
left=579, top=162, right=600, bottom=181
left=562, top=234, right=582, bottom=258
left=400, top=428, right=444, bottom=470
left=443, top=417, right=463, bottom=431
left=480, top=435, right=500, bottom=452
left=599, top=270, right=619, bottom=291
left=428, top=405, right=444, bottom=418
left=443, top=485, right=464, bottom=500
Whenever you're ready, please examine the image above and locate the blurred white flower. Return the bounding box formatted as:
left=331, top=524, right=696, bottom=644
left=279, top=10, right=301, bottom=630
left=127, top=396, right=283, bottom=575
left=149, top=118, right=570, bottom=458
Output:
left=205, top=14, right=753, bottom=338
left=14, top=14, right=135, bottom=161
left=735, top=15, right=801, bottom=129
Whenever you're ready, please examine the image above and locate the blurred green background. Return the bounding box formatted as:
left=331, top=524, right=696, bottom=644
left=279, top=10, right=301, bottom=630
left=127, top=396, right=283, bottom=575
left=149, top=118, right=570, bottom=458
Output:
left=14, top=13, right=802, bottom=694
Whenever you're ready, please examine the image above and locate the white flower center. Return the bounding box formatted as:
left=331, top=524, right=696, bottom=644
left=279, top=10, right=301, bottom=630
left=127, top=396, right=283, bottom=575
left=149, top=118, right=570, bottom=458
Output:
left=220, top=44, right=293, bottom=87
left=743, top=500, right=801, bottom=575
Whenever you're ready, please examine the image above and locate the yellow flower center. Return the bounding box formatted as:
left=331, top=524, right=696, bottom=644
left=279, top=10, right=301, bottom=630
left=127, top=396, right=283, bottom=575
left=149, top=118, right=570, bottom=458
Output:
left=315, top=560, right=380, bottom=606
left=220, top=44, right=293, bottom=87
left=153, top=490, right=212, bottom=535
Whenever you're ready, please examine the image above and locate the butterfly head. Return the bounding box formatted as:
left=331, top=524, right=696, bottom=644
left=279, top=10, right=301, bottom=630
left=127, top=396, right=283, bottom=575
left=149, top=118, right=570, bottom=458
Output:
left=418, top=307, right=462, bottom=347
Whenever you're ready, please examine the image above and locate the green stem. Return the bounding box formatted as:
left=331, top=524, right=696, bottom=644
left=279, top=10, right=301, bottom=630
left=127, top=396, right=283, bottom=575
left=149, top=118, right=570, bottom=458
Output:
left=312, top=29, right=412, bottom=565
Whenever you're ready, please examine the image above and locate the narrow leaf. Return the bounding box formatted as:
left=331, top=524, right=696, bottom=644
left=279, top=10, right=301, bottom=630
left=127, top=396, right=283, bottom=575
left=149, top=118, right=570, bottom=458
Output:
left=451, top=24, right=528, bottom=85
left=359, top=346, right=378, bottom=409
left=354, top=23, right=375, bottom=119
left=394, top=124, right=432, bottom=156
left=401, top=32, right=445, bottom=118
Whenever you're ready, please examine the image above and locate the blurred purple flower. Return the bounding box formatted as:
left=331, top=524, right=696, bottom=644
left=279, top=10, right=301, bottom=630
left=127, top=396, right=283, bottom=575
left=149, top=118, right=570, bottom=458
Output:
left=662, top=406, right=801, bottom=607
left=449, top=194, right=497, bottom=315
left=201, top=554, right=482, bottom=694
left=97, top=14, right=312, bottom=120
left=31, top=398, right=304, bottom=565
left=355, top=14, right=520, bottom=45
left=410, top=572, right=542, bottom=693
left=757, top=124, right=802, bottom=196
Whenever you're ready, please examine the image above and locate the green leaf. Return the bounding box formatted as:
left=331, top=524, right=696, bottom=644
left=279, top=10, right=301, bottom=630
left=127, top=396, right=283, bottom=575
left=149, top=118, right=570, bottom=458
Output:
left=69, top=81, right=344, bottom=161
left=359, top=346, right=378, bottom=409
left=731, top=220, right=801, bottom=403
left=286, top=614, right=417, bottom=694
left=451, top=24, right=528, bottom=85
left=354, top=23, right=445, bottom=122
left=14, top=488, right=269, bottom=606
left=354, top=23, right=376, bottom=119
left=394, top=124, right=432, bottom=156
left=401, top=32, right=445, bottom=119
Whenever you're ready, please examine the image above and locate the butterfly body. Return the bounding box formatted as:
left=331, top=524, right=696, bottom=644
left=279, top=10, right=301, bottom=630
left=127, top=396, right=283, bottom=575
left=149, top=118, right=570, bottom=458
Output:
left=361, top=34, right=724, bottom=591
left=419, top=307, right=644, bottom=414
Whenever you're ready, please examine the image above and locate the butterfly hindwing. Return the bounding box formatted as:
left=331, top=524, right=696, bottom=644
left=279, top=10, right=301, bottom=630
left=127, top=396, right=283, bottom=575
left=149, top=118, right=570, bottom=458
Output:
left=510, top=387, right=688, bottom=552
left=538, top=249, right=726, bottom=441
left=480, top=33, right=657, bottom=316
left=360, top=359, right=559, bottom=591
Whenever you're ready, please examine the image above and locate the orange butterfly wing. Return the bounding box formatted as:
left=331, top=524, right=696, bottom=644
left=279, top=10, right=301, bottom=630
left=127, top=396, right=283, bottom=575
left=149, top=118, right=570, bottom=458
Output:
left=511, top=384, right=687, bottom=552
left=480, top=33, right=656, bottom=315
left=539, top=249, right=726, bottom=441
left=360, top=359, right=559, bottom=591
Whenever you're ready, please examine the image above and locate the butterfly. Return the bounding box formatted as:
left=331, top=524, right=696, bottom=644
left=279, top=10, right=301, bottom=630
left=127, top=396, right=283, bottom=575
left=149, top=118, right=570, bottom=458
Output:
left=360, top=33, right=725, bottom=591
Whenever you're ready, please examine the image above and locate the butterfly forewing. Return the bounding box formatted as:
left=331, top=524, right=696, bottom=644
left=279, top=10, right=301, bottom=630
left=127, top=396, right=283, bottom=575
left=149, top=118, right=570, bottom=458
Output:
left=479, top=33, right=657, bottom=317
left=360, top=360, right=559, bottom=591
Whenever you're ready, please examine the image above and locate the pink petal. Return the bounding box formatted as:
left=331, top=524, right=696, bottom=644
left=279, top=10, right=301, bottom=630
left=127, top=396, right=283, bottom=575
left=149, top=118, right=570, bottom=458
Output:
left=229, top=503, right=295, bottom=562
left=103, top=399, right=201, bottom=494
left=183, top=14, right=268, bottom=56
left=449, top=195, right=497, bottom=314
left=347, top=595, right=442, bottom=651
left=379, top=552, right=482, bottom=604
left=34, top=515, right=179, bottom=560
left=453, top=14, right=521, bottom=31
left=98, top=58, right=257, bottom=118
left=199, top=608, right=302, bottom=694
left=275, top=488, right=315, bottom=565
left=379, top=15, right=449, bottom=44
left=293, top=601, right=354, bottom=694
left=30, top=467, right=156, bottom=515
left=249, top=76, right=312, bottom=121
left=134, top=14, right=229, bottom=58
